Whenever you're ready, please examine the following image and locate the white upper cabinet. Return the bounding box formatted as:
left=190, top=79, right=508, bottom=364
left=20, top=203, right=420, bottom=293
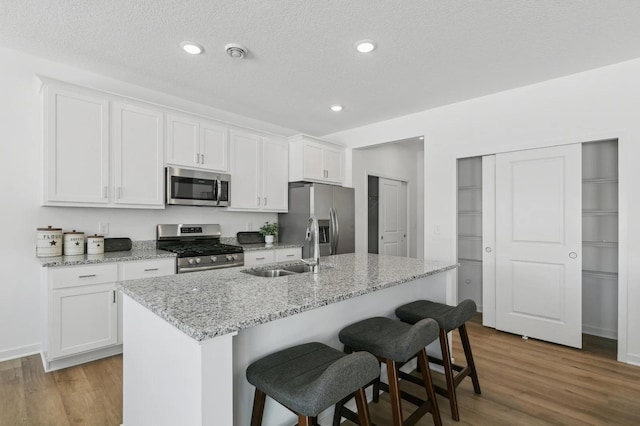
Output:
left=289, top=135, right=344, bottom=185
left=112, top=102, right=164, bottom=207
left=42, top=80, right=165, bottom=209
left=229, top=131, right=288, bottom=212
left=166, top=114, right=229, bottom=172
left=44, top=86, right=110, bottom=204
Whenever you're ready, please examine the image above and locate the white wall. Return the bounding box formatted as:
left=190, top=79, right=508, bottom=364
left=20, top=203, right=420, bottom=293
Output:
left=351, top=143, right=423, bottom=257
left=325, top=58, right=640, bottom=365
left=0, top=47, right=290, bottom=360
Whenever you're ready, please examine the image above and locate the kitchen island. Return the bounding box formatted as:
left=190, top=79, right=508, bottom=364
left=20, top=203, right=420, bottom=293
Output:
left=119, top=253, right=457, bottom=426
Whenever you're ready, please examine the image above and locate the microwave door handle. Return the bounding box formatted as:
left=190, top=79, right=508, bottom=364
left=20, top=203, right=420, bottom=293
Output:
left=216, top=178, right=222, bottom=206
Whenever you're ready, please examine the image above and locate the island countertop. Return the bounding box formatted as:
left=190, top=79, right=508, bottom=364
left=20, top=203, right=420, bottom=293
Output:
left=118, top=253, right=457, bottom=341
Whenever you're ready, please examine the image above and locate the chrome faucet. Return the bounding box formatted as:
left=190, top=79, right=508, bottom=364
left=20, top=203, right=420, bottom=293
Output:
left=302, top=215, right=320, bottom=274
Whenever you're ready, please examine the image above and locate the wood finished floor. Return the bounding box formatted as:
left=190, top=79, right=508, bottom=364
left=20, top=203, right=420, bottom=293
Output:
left=1, top=316, right=639, bottom=425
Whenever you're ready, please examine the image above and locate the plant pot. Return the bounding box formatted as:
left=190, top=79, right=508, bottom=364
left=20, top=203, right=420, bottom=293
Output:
left=264, top=235, right=274, bottom=245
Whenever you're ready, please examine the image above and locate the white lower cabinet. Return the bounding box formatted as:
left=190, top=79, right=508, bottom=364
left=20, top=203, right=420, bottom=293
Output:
left=50, top=283, right=118, bottom=359
left=244, top=247, right=302, bottom=266
left=42, top=258, right=175, bottom=371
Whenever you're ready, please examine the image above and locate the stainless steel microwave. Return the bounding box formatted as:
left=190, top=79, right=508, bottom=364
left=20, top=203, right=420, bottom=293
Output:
left=166, top=167, right=230, bottom=207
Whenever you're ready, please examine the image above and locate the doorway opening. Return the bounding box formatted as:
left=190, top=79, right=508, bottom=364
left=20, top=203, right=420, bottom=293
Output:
left=368, top=175, right=408, bottom=257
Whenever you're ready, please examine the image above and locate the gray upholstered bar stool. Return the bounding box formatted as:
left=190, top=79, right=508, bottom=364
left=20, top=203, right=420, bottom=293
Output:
left=395, top=299, right=481, bottom=421
left=246, top=342, right=379, bottom=426
left=334, top=317, right=442, bottom=426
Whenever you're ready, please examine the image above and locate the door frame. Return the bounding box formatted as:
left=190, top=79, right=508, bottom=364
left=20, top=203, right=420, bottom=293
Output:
left=450, top=131, right=629, bottom=363
left=365, top=171, right=410, bottom=257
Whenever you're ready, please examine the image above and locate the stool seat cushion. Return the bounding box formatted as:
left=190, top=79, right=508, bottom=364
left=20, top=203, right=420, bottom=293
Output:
left=338, top=317, right=439, bottom=363
left=395, top=299, right=477, bottom=331
left=246, top=342, right=379, bottom=417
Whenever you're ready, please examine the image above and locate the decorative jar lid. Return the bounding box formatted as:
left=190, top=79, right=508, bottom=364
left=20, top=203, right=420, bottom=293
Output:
left=38, top=225, right=62, bottom=231
left=64, top=230, right=84, bottom=235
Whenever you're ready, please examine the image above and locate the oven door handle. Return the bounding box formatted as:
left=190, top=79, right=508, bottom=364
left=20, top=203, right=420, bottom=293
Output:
left=216, top=177, right=222, bottom=206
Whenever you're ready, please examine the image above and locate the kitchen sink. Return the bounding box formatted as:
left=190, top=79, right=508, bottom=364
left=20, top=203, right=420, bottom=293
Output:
left=242, top=269, right=296, bottom=277
left=241, top=263, right=333, bottom=277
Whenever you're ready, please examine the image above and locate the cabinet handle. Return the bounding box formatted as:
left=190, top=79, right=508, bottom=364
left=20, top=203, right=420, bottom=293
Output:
left=201, top=154, right=204, bottom=164
left=103, top=186, right=108, bottom=198
left=256, top=257, right=265, bottom=260
left=569, top=252, right=578, bottom=259
left=196, top=153, right=201, bottom=164
left=264, top=197, right=267, bottom=206
left=117, top=187, right=122, bottom=199
left=286, top=254, right=295, bottom=257
left=112, top=290, right=116, bottom=303
left=144, top=268, right=159, bottom=272
left=257, top=197, right=261, bottom=206
left=485, top=247, right=492, bottom=253
left=78, top=274, right=96, bottom=278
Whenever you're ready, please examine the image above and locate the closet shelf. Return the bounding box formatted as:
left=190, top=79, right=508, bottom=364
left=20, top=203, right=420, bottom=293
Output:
left=582, top=210, right=618, bottom=216
left=582, top=178, right=618, bottom=184
left=458, top=210, right=482, bottom=216
left=458, top=235, right=482, bottom=240
left=582, top=270, right=618, bottom=280
left=458, top=185, right=482, bottom=190
left=458, top=258, right=482, bottom=263
left=582, top=241, right=618, bottom=248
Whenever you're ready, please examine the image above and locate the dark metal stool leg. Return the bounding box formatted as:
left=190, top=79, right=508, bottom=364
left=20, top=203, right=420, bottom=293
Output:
left=459, top=324, right=481, bottom=395
left=250, top=388, right=266, bottom=426
left=438, top=328, right=460, bottom=421
left=298, top=415, right=312, bottom=426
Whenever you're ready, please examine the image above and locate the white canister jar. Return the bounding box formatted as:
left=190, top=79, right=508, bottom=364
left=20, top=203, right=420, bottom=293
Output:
left=63, top=230, right=85, bottom=256
left=36, top=226, right=63, bottom=257
left=86, top=234, right=105, bottom=255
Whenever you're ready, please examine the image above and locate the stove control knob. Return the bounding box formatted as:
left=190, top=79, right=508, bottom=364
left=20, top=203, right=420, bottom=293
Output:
left=226, top=255, right=233, bottom=261
left=210, top=256, right=217, bottom=262
left=195, top=257, right=201, bottom=264
left=187, top=258, right=195, bottom=265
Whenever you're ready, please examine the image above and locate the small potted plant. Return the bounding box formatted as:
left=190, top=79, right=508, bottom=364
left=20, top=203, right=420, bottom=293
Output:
left=259, top=221, right=278, bottom=245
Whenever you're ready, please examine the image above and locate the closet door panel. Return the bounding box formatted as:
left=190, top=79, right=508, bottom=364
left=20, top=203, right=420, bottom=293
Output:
left=495, top=144, right=582, bottom=348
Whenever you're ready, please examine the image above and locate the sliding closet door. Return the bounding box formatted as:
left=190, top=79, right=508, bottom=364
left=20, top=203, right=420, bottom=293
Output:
left=495, top=144, right=583, bottom=348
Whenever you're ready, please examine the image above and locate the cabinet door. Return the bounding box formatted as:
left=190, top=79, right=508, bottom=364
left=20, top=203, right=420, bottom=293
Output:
left=166, top=114, right=199, bottom=168
left=200, top=122, right=229, bottom=172
left=275, top=248, right=302, bottom=262
left=262, top=138, right=288, bottom=211
left=44, top=87, right=109, bottom=204
left=302, top=141, right=325, bottom=181
left=323, top=146, right=343, bottom=183
left=112, top=103, right=164, bottom=207
left=50, top=283, right=118, bottom=359
left=230, top=130, right=261, bottom=209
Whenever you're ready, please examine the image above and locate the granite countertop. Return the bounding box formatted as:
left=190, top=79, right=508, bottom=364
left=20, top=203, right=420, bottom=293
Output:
left=239, top=242, right=303, bottom=251
left=37, top=248, right=176, bottom=267
left=119, top=253, right=457, bottom=341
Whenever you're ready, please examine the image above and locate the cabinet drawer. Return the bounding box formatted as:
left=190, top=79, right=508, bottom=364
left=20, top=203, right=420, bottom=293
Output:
left=51, top=264, right=118, bottom=289
left=119, top=258, right=175, bottom=280
left=244, top=250, right=276, bottom=266
left=276, top=248, right=302, bottom=262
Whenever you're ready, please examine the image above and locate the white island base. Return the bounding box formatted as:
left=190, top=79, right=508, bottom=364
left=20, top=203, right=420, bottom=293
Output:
left=123, top=271, right=452, bottom=426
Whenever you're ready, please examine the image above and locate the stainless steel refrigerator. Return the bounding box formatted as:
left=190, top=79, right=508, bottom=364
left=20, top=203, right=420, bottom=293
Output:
left=278, top=182, right=355, bottom=258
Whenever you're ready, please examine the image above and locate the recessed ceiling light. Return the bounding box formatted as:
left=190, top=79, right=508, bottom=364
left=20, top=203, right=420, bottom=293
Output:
left=330, top=105, right=343, bottom=112
left=181, top=41, right=204, bottom=55
left=355, top=40, right=376, bottom=53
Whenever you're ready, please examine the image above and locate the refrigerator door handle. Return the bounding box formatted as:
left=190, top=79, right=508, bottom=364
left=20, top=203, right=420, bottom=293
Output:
left=328, top=208, right=334, bottom=255
left=332, top=208, right=340, bottom=254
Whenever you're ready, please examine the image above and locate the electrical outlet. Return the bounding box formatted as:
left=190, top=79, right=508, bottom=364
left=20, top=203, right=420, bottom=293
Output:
left=99, top=222, right=110, bottom=235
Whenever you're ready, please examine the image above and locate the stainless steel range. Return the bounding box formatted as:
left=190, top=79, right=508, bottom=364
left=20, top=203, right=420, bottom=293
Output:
left=157, top=224, right=244, bottom=273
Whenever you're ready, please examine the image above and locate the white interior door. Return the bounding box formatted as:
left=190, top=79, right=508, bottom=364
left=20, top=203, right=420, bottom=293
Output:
left=495, top=144, right=582, bottom=348
left=379, top=178, right=407, bottom=256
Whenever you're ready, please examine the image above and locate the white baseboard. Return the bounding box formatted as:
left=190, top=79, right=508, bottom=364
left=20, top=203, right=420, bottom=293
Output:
left=0, top=343, right=40, bottom=363
left=624, top=352, right=640, bottom=366
left=582, top=325, right=617, bottom=340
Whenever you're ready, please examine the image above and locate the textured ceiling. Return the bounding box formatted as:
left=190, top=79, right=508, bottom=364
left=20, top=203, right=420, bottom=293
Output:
left=2, top=0, right=640, bottom=136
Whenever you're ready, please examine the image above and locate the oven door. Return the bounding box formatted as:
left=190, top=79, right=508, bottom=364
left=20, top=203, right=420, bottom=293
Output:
left=166, top=167, right=227, bottom=207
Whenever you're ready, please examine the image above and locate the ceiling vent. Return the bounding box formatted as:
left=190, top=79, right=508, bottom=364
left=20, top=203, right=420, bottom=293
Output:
left=225, top=43, right=248, bottom=59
